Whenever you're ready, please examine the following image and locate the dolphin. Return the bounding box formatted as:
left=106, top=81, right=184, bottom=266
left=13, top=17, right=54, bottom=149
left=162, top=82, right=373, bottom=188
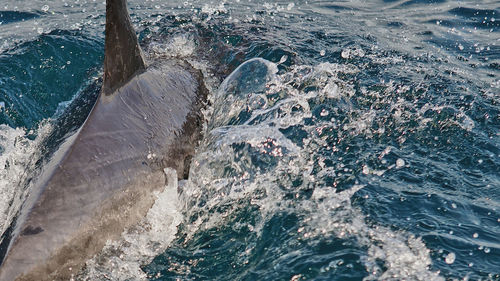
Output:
left=0, top=0, right=207, bottom=280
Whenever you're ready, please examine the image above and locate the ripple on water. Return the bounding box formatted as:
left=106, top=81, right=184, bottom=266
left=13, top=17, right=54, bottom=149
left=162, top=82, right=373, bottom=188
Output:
left=0, top=11, right=39, bottom=25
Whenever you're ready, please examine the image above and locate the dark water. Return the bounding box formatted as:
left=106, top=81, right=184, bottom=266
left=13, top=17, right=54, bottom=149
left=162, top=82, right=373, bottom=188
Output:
left=0, top=0, right=499, bottom=280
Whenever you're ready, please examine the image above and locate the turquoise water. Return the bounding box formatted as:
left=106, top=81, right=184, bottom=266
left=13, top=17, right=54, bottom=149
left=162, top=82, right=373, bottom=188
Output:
left=0, top=0, right=499, bottom=280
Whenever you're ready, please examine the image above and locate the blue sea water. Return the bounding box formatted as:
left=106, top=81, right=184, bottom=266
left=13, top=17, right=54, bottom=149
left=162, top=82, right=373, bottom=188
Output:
left=0, top=0, right=499, bottom=280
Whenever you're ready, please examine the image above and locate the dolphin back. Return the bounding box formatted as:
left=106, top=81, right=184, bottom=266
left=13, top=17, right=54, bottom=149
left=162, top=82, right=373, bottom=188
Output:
left=0, top=61, right=206, bottom=280
left=0, top=0, right=208, bottom=279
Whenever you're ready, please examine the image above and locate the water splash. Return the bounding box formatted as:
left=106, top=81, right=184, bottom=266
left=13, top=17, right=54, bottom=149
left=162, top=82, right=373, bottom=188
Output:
left=145, top=58, right=443, bottom=280
left=0, top=122, right=52, bottom=235
left=77, top=168, right=182, bottom=281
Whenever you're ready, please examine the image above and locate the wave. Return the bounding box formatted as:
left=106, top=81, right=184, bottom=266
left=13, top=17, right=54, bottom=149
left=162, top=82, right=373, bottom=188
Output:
left=0, top=29, right=102, bottom=129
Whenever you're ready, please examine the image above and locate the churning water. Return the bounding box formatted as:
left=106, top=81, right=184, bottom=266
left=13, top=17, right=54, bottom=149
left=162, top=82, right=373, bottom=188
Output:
left=0, top=0, right=499, bottom=280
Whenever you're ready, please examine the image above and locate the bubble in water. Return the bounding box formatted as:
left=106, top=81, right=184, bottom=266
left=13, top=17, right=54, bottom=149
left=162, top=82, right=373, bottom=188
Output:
left=248, top=94, right=268, bottom=110
left=362, top=165, right=369, bottom=175
left=473, top=233, right=478, bottom=238
left=341, top=47, right=365, bottom=59
left=41, top=5, right=49, bottom=12
left=320, top=109, right=329, bottom=117
left=320, top=49, right=326, bottom=56
left=341, top=49, right=350, bottom=59
left=396, top=158, right=405, bottom=168
left=484, top=247, right=490, bottom=253
left=445, top=252, right=456, bottom=264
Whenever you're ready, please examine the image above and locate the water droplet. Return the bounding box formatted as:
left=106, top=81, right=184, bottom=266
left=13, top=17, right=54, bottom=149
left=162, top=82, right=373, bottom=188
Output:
left=445, top=252, right=455, bottom=264
left=473, top=233, right=479, bottom=238
left=362, top=165, right=369, bottom=175
left=396, top=158, right=405, bottom=168
left=248, top=94, right=268, bottom=110
left=341, top=49, right=350, bottom=59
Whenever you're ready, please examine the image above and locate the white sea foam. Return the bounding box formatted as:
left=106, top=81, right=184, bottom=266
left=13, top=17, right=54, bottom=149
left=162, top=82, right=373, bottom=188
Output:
left=0, top=122, right=53, bottom=235
left=341, top=46, right=366, bottom=59
left=0, top=125, right=30, bottom=232
left=77, top=168, right=182, bottom=281
left=147, top=33, right=196, bottom=58
left=200, top=1, right=228, bottom=21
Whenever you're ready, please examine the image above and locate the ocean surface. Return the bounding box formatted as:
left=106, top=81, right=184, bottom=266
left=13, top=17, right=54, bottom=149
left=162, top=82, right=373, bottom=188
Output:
left=0, top=0, right=499, bottom=280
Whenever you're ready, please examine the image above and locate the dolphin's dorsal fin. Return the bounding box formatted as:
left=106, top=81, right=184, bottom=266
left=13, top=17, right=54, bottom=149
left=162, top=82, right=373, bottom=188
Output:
left=102, top=0, right=146, bottom=95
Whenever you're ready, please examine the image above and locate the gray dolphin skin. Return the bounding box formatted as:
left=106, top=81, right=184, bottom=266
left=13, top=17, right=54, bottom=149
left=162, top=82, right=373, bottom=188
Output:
left=0, top=0, right=207, bottom=280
